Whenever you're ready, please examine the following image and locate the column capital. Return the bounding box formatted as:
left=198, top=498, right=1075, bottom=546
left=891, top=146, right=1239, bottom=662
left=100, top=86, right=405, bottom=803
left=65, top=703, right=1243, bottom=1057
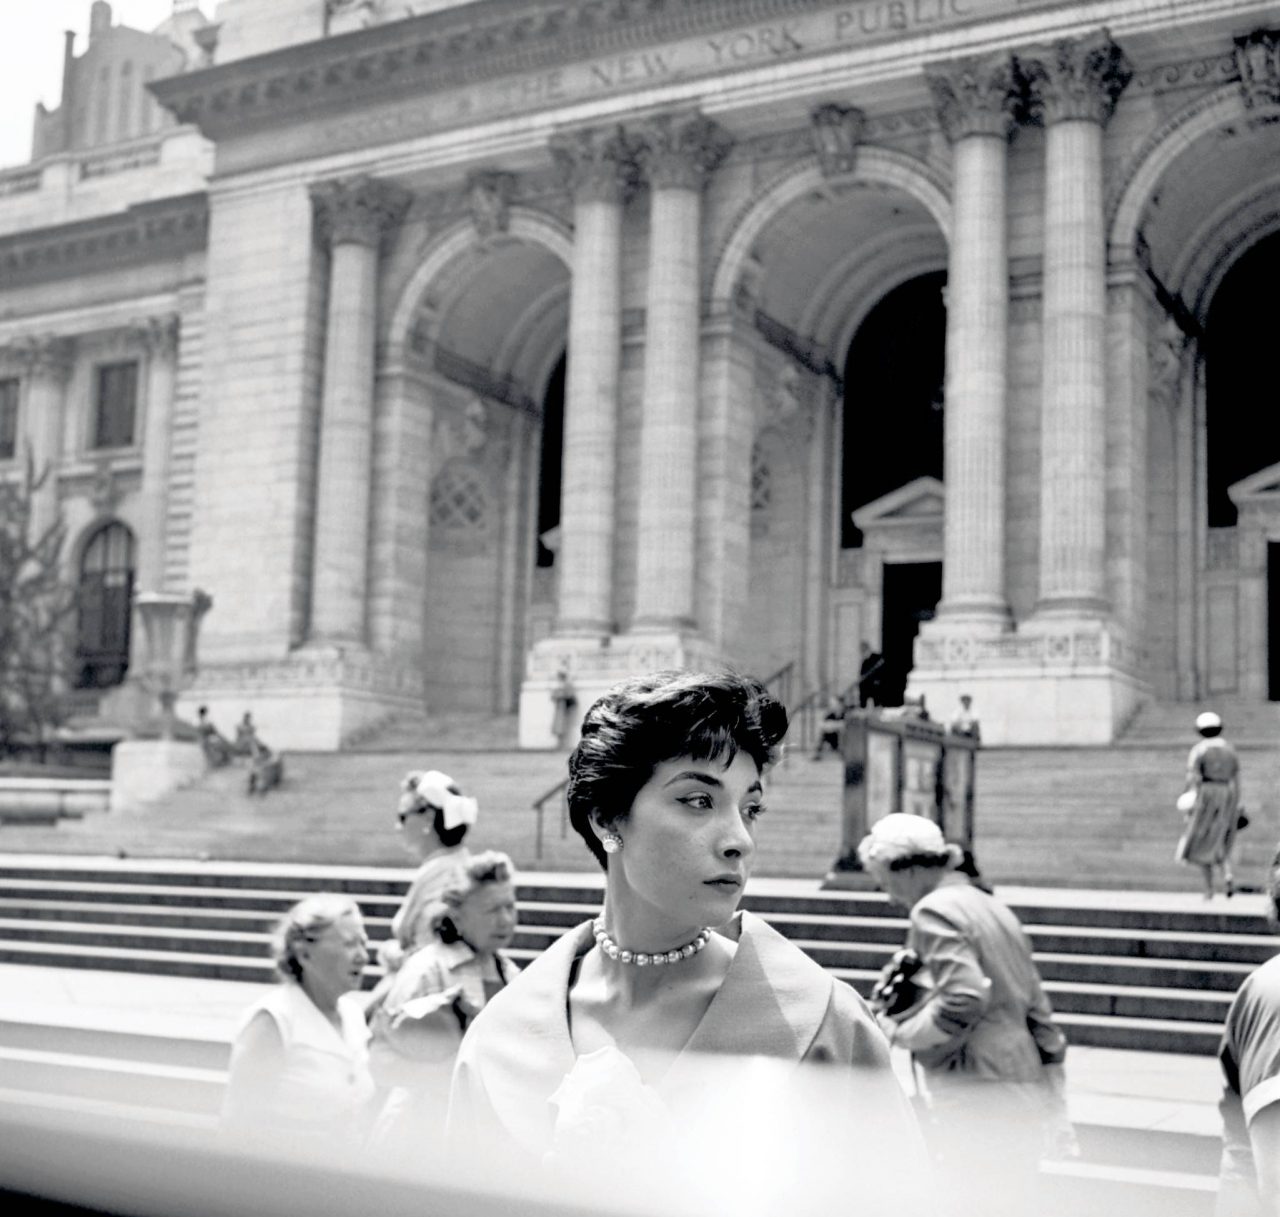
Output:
left=1019, top=30, right=1132, bottom=127
left=311, top=175, right=411, bottom=249
left=925, top=53, right=1019, bottom=141
left=9, top=334, right=74, bottom=383
left=636, top=112, right=733, bottom=191
left=128, top=314, right=180, bottom=359
left=1235, top=30, right=1280, bottom=110
left=809, top=103, right=865, bottom=176
left=549, top=124, right=642, bottom=205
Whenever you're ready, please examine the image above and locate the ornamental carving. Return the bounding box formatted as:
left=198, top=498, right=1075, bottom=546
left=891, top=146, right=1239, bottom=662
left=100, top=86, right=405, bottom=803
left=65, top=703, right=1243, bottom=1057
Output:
left=311, top=176, right=411, bottom=249
left=1235, top=31, right=1280, bottom=110
left=9, top=335, right=74, bottom=383
left=548, top=124, right=642, bottom=205
left=128, top=315, right=180, bottom=360
left=1020, top=30, right=1132, bottom=127
left=466, top=170, right=516, bottom=239
left=636, top=113, right=733, bottom=191
left=1147, top=316, right=1186, bottom=413
left=809, top=103, right=865, bottom=176
left=925, top=53, right=1019, bottom=141
left=733, top=254, right=765, bottom=317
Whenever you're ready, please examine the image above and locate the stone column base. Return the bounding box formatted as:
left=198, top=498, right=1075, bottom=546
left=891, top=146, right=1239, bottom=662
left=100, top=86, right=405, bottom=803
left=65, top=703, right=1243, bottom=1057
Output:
left=908, top=619, right=1147, bottom=745
left=179, top=645, right=426, bottom=752
left=519, top=632, right=724, bottom=750
left=111, top=739, right=207, bottom=813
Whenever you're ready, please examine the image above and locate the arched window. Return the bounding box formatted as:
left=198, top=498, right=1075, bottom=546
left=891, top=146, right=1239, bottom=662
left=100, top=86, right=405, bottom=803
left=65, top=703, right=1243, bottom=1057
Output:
left=76, top=522, right=134, bottom=689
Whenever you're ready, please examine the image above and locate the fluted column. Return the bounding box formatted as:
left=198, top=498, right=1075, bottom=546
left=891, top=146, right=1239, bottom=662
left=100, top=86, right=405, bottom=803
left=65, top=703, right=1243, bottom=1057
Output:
left=14, top=336, right=74, bottom=543
left=631, top=112, right=732, bottom=631
left=548, top=126, right=639, bottom=635
left=1023, top=32, right=1131, bottom=616
left=927, top=55, right=1018, bottom=625
left=134, top=315, right=179, bottom=593
left=309, top=175, right=409, bottom=643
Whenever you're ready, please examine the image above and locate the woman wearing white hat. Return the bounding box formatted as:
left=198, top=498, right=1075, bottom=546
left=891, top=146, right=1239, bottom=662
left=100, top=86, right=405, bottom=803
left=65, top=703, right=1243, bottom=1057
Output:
left=857, top=812, right=1072, bottom=1217
left=1176, top=711, right=1242, bottom=899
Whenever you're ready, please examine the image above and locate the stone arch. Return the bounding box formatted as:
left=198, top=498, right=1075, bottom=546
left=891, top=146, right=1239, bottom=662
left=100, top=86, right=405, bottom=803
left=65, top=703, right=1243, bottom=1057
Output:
left=385, top=206, right=573, bottom=364
left=1175, top=184, right=1280, bottom=320
left=1106, top=83, right=1243, bottom=257
left=709, top=148, right=952, bottom=311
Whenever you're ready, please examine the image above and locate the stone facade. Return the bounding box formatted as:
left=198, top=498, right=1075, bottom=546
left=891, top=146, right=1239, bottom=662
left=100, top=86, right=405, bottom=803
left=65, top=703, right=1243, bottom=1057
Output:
left=3, top=0, right=1280, bottom=748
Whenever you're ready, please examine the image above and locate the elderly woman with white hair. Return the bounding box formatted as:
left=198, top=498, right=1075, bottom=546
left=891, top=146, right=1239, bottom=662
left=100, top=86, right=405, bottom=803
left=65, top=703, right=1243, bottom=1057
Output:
left=222, top=893, right=374, bottom=1154
left=1177, top=711, right=1243, bottom=899
left=858, top=813, right=1071, bottom=1217
left=368, top=851, right=519, bottom=1154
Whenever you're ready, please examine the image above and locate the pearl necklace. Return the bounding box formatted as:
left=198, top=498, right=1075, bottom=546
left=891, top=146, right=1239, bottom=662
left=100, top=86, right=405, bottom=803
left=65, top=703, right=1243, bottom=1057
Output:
left=592, top=918, right=711, bottom=966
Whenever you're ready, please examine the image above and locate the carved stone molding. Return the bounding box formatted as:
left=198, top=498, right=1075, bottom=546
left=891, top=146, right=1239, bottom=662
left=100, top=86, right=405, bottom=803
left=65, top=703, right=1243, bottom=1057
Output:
left=1021, top=30, right=1133, bottom=127
left=926, top=53, right=1019, bottom=141
left=809, top=103, right=865, bottom=176
left=733, top=254, right=766, bottom=317
left=1148, top=315, right=1187, bottom=413
left=8, top=335, right=74, bottom=383
left=636, top=112, right=733, bottom=191
left=548, top=124, right=642, bottom=206
left=311, top=175, right=411, bottom=249
left=128, top=314, right=180, bottom=360
left=1235, top=31, right=1280, bottom=110
left=466, top=170, right=516, bottom=239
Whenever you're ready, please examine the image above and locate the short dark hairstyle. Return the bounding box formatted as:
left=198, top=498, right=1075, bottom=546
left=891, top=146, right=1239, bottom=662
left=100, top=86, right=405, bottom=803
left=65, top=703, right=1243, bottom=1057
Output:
left=1200, top=724, right=1223, bottom=739
left=566, top=670, right=788, bottom=869
left=432, top=805, right=469, bottom=850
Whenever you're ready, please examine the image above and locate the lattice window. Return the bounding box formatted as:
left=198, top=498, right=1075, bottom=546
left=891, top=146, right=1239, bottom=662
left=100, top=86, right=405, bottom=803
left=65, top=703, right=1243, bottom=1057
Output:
left=0, top=379, right=18, bottom=461
left=430, top=463, right=489, bottom=534
left=92, top=362, right=138, bottom=450
left=750, top=443, right=772, bottom=513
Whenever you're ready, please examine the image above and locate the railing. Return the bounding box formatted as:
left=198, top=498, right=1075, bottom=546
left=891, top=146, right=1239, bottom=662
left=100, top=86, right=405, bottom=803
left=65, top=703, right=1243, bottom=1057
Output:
left=530, top=776, right=569, bottom=861
left=790, top=673, right=864, bottom=758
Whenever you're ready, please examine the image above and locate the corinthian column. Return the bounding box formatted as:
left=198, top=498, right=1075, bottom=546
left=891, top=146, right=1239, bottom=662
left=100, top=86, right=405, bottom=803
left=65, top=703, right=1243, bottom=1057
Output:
left=14, top=335, right=74, bottom=543
left=548, top=125, right=639, bottom=636
left=308, top=175, right=410, bottom=643
left=631, top=112, right=732, bottom=632
left=1022, top=31, right=1131, bottom=616
left=926, top=54, right=1019, bottom=626
left=134, top=315, right=179, bottom=593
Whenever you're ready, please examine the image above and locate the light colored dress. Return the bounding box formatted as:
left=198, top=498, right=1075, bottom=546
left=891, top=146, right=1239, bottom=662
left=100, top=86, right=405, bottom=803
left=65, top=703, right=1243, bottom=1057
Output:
left=1216, top=953, right=1280, bottom=1217
left=1177, top=737, right=1241, bottom=867
left=448, top=910, right=930, bottom=1212
left=221, top=981, right=375, bottom=1152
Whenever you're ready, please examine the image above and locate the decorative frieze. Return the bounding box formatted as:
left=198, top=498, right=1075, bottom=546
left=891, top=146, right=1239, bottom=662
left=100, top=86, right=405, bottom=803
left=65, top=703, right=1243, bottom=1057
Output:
left=809, top=103, right=865, bottom=176
left=548, top=124, right=642, bottom=205
left=1235, top=31, right=1280, bottom=110
left=311, top=175, right=411, bottom=249
left=1021, top=30, right=1132, bottom=127
left=636, top=112, right=733, bottom=191
left=466, top=170, right=516, bottom=238
left=925, top=53, right=1019, bottom=141
left=8, top=335, right=75, bottom=384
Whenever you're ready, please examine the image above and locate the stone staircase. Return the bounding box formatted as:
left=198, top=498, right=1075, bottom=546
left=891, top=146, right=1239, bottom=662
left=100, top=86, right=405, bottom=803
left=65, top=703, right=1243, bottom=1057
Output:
left=0, top=857, right=1254, bottom=1216
left=1121, top=697, right=1280, bottom=747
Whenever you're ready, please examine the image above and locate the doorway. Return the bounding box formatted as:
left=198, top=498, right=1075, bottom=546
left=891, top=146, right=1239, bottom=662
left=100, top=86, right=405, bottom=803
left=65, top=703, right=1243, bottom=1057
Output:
left=881, top=561, right=942, bottom=707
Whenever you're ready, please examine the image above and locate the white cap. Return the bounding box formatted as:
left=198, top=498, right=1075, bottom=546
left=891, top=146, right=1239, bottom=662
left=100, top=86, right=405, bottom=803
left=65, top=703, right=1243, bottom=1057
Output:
left=399, top=770, right=479, bottom=830
left=1195, top=711, right=1222, bottom=732
left=857, top=812, right=957, bottom=868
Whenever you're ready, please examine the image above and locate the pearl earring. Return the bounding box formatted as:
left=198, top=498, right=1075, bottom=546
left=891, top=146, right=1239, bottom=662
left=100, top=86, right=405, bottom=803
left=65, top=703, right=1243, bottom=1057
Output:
left=602, top=833, right=623, bottom=854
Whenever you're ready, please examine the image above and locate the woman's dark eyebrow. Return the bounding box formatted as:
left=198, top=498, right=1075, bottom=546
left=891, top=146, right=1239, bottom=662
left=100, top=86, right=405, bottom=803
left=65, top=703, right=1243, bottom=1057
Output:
left=662, top=772, right=764, bottom=796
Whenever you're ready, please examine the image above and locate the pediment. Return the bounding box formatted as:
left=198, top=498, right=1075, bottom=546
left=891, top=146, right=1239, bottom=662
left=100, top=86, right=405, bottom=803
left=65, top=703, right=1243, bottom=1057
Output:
left=1228, top=463, right=1280, bottom=507
left=851, top=477, right=945, bottom=530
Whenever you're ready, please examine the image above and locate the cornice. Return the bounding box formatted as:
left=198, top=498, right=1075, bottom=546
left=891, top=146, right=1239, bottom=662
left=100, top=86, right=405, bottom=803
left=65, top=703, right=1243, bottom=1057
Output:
left=0, top=194, right=209, bottom=289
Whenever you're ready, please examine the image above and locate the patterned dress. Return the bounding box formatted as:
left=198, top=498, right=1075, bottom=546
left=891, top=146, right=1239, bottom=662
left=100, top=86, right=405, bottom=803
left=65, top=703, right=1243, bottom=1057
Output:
left=1177, top=737, right=1241, bottom=867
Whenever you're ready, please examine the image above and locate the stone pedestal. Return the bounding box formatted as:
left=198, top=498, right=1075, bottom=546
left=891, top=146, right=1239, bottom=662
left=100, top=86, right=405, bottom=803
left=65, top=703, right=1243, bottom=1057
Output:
left=182, top=645, right=425, bottom=752
left=110, top=739, right=207, bottom=812
left=519, top=632, right=724, bottom=749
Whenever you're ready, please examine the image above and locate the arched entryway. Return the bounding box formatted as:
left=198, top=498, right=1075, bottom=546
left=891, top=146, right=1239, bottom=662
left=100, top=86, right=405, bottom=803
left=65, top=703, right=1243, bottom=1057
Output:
left=75, top=520, right=134, bottom=689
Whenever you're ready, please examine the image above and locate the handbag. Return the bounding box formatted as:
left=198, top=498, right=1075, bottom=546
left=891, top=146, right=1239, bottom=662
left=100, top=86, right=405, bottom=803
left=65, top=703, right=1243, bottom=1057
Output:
left=871, top=947, right=927, bottom=1018
left=1237, top=806, right=1250, bottom=831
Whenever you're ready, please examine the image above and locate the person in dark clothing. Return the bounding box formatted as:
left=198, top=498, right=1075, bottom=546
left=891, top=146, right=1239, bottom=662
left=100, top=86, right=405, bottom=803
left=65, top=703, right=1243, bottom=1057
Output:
left=858, top=643, right=886, bottom=708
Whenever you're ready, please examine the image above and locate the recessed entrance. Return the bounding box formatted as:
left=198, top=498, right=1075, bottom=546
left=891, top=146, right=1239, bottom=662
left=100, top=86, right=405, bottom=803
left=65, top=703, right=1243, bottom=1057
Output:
left=881, top=560, right=941, bottom=707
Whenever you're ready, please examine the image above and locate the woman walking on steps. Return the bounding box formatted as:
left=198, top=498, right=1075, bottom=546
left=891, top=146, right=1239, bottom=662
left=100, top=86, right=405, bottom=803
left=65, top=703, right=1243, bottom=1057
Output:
left=1177, top=711, right=1242, bottom=899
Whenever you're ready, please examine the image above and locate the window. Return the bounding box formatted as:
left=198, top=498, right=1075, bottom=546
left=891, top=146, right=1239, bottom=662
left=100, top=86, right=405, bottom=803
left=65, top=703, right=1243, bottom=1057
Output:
left=93, top=362, right=138, bottom=449
left=0, top=379, right=18, bottom=461
left=76, top=521, right=135, bottom=689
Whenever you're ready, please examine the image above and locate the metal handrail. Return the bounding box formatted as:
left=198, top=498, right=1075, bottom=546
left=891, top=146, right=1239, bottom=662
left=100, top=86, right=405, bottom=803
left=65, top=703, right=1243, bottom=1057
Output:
left=531, top=776, right=569, bottom=860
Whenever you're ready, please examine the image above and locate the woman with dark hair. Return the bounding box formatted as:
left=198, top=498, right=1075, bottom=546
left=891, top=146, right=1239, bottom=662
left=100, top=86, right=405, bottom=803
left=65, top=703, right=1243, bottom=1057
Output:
left=858, top=814, right=1071, bottom=1217
left=378, top=770, right=478, bottom=976
left=222, top=894, right=373, bottom=1153
left=448, top=670, right=925, bottom=1209
left=1177, top=711, right=1242, bottom=899
left=369, top=851, right=519, bottom=1151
